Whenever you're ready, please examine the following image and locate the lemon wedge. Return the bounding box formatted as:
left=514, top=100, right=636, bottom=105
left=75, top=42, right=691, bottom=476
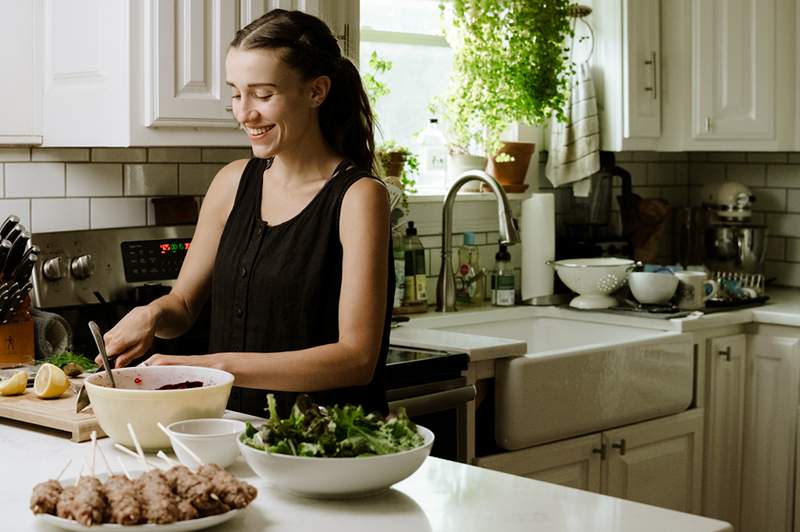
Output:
left=0, top=370, right=28, bottom=396
left=34, top=363, right=69, bottom=399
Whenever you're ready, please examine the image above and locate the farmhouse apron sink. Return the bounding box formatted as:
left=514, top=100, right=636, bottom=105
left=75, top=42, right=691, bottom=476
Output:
left=437, top=316, right=693, bottom=451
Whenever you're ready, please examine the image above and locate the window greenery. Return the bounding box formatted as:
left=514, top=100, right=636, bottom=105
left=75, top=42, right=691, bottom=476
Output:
left=438, top=0, right=573, bottom=156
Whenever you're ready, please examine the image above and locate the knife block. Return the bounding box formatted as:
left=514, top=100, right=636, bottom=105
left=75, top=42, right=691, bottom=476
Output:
left=0, top=312, right=34, bottom=367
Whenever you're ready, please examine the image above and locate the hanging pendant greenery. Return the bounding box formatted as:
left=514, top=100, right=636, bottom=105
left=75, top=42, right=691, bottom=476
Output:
left=439, top=0, right=574, bottom=156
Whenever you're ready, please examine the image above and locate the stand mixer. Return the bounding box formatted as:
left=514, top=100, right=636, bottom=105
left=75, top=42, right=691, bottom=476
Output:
left=703, top=182, right=768, bottom=296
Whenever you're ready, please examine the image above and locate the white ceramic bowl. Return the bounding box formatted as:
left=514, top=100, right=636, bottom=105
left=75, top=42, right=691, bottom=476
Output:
left=629, top=271, right=680, bottom=304
left=165, top=418, right=245, bottom=469
left=550, top=258, right=636, bottom=309
left=238, top=426, right=434, bottom=499
left=84, top=366, right=234, bottom=450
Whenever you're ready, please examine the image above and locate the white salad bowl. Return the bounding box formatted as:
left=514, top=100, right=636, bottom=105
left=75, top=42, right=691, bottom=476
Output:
left=238, top=425, right=434, bottom=499
left=165, top=418, right=246, bottom=469
left=549, top=257, right=636, bottom=309
left=629, top=271, right=679, bottom=305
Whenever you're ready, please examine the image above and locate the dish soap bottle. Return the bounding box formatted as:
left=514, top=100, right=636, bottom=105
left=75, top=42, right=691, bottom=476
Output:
left=491, top=243, right=515, bottom=306
left=392, top=227, right=405, bottom=311
left=455, top=232, right=485, bottom=306
left=402, top=221, right=427, bottom=310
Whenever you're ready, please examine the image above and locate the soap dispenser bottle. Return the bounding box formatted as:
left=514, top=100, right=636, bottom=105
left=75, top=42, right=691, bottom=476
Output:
left=402, top=221, right=427, bottom=309
left=455, top=232, right=485, bottom=306
left=491, top=243, right=515, bottom=306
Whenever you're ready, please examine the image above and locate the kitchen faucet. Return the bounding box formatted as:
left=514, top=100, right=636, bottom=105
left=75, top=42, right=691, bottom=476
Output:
left=436, top=170, right=520, bottom=312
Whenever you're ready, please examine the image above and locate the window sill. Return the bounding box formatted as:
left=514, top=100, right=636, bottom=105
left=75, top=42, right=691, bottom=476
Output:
left=407, top=190, right=532, bottom=203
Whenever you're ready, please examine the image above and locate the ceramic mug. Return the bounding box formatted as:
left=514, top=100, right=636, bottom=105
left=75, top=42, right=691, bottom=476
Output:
left=674, top=271, right=719, bottom=310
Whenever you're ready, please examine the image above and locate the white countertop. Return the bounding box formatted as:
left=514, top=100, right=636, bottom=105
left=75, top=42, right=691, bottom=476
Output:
left=390, top=287, right=800, bottom=358
left=1, top=417, right=731, bottom=532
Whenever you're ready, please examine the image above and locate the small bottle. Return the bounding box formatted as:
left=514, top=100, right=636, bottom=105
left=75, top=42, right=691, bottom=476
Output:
left=402, top=221, right=427, bottom=308
left=415, top=118, right=448, bottom=190
left=455, top=232, right=485, bottom=306
left=491, top=243, right=516, bottom=306
left=392, top=227, right=406, bottom=311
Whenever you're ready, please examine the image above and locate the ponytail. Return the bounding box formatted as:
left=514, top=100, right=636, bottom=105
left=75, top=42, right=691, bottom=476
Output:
left=231, top=10, right=376, bottom=174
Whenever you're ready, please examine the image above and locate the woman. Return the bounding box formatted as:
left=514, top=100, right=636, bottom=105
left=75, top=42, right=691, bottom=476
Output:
left=98, top=9, right=393, bottom=416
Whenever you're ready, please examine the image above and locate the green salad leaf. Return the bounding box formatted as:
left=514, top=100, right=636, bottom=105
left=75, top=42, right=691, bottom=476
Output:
left=42, top=351, right=98, bottom=372
left=241, top=393, right=424, bottom=457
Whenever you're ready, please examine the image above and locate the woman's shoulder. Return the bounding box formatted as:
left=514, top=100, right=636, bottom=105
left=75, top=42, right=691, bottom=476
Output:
left=202, top=158, right=252, bottom=216
left=341, top=175, right=389, bottom=217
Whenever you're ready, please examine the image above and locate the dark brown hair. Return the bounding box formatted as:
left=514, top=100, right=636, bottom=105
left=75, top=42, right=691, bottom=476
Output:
left=231, top=9, right=376, bottom=174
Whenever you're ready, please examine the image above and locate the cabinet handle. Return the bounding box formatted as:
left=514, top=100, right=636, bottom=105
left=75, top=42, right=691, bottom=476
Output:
left=592, top=444, right=606, bottom=460
left=705, top=117, right=712, bottom=132
left=611, top=438, right=627, bottom=456
left=718, top=346, right=732, bottom=361
left=643, top=51, right=657, bottom=100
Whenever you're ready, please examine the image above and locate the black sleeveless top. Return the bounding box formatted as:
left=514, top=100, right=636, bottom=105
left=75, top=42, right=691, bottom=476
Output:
left=208, top=157, right=394, bottom=417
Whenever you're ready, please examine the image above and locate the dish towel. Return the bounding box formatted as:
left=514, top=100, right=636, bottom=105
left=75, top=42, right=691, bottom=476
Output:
left=544, top=62, right=601, bottom=197
left=31, top=308, right=72, bottom=358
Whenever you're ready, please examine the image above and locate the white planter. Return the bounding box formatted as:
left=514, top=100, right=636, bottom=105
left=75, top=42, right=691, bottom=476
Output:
left=447, top=153, right=488, bottom=192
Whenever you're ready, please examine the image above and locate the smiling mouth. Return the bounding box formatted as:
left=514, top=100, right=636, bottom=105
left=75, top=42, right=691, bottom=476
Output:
left=243, top=125, right=275, bottom=136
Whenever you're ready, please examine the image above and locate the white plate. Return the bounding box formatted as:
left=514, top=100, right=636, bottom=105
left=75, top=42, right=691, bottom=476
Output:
left=35, top=475, right=243, bottom=531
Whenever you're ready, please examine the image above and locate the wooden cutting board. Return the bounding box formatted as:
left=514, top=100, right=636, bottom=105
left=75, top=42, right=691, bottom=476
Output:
left=0, top=381, right=105, bottom=442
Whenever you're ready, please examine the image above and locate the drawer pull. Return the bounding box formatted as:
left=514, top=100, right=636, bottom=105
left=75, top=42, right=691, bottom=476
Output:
left=718, top=346, right=732, bottom=361
left=612, top=438, right=627, bottom=456
left=592, top=444, right=606, bottom=460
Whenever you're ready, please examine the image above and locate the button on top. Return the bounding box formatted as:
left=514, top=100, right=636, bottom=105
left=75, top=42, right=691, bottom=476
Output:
left=235, top=306, right=243, bottom=318
left=240, top=266, right=248, bottom=278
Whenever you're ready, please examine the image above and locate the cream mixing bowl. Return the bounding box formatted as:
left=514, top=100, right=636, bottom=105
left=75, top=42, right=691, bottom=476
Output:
left=549, top=258, right=636, bottom=309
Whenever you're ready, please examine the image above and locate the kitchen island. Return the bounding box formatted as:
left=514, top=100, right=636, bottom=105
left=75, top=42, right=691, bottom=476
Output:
left=0, top=418, right=731, bottom=531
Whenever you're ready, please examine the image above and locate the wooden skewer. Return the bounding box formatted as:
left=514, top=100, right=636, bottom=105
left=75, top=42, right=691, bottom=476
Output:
left=126, top=422, right=150, bottom=472
left=93, top=433, right=113, bottom=477
left=74, top=457, right=85, bottom=487
left=156, top=450, right=177, bottom=468
left=116, top=457, right=132, bottom=481
left=157, top=422, right=204, bottom=466
left=54, top=459, right=72, bottom=482
left=114, top=442, right=157, bottom=469
left=89, top=431, right=97, bottom=477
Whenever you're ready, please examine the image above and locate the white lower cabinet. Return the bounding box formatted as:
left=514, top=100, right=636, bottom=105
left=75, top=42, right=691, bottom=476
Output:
left=476, top=409, right=703, bottom=513
left=739, top=334, right=800, bottom=532
left=703, top=334, right=746, bottom=530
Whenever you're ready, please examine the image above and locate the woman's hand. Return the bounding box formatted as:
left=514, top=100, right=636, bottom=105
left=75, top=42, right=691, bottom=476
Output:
left=95, top=306, right=158, bottom=368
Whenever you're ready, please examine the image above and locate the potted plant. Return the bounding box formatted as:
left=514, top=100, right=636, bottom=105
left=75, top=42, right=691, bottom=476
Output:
left=439, top=0, right=573, bottom=191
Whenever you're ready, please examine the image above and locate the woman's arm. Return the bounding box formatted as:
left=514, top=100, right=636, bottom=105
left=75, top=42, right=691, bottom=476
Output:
left=147, top=177, right=391, bottom=391
left=103, top=159, right=247, bottom=367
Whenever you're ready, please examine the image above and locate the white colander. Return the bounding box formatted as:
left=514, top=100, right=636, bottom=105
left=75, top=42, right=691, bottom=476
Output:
left=549, top=258, right=636, bottom=309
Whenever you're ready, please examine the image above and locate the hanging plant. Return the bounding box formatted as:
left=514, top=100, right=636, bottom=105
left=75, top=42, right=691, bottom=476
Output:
left=439, top=0, right=574, bottom=157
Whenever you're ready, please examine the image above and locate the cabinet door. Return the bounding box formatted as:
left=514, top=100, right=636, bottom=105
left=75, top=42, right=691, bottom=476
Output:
left=603, top=409, right=703, bottom=514
left=475, top=433, right=602, bottom=492
left=623, top=0, right=660, bottom=138
left=703, top=334, right=746, bottom=529
left=740, top=335, right=800, bottom=532
left=691, top=0, right=775, bottom=140
left=144, top=0, right=238, bottom=127
left=0, top=0, right=41, bottom=143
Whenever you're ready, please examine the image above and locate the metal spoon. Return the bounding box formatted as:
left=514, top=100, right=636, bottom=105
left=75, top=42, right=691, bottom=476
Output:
left=88, top=321, right=116, bottom=388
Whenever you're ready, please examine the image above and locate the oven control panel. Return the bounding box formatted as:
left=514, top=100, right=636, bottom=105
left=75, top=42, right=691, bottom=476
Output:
left=121, top=238, right=192, bottom=282
left=31, top=225, right=196, bottom=308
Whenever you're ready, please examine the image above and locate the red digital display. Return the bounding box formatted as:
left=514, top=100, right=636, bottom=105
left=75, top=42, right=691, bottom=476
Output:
left=159, top=242, right=191, bottom=254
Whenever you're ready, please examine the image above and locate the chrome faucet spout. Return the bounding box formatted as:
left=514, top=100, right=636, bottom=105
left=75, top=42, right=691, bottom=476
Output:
left=436, top=170, right=520, bottom=312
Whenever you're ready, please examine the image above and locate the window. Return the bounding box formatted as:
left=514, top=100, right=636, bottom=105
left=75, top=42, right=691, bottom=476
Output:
left=359, top=0, right=452, bottom=150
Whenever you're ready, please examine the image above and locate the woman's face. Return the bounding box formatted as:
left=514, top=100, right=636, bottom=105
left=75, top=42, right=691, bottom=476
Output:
left=226, top=47, right=326, bottom=159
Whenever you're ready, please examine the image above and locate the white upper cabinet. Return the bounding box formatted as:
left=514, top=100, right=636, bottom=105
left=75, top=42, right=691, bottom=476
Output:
left=594, top=0, right=661, bottom=151
left=39, top=0, right=355, bottom=147
left=0, top=0, right=41, bottom=144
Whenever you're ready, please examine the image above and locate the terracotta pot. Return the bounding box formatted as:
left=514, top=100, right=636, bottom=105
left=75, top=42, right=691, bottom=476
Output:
left=485, top=141, right=536, bottom=193
left=382, top=152, right=407, bottom=178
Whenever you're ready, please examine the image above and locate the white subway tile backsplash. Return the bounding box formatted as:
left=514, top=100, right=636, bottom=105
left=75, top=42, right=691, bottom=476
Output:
left=786, top=239, right=800, bottom=262
left=726, top=164, right=766, bottom=187
left=708, top=152, right=746, bottom=163
left=5, top=163, right=64, bottom=197
left=179, top=164, right=222, bottom=195
left=766, top=260, right=800, bottom=287
left=767, top=236, right=786, bottom=261
left=31, top=199, right=90, bottom=232
left=0, top=149, right=31, bottom=162
left=66, top=164, right=122, bottom=196
left=767, top=165, right=800, bottom=188
left=32, top=148, right=89, bottom=162
left=688, top=163, right=725, bottom=184
left=748, top=152, right=788, bottom=163
left=202, top=148, right=252, bottom=163
left=752, top=187, right=787, bottom=212
left=647, top=163, right=675, bottom=185
left=0, top=199, right=30, bottom=229
left=788, top=190, right=800, bottom=213
left=149, top=148, right=202, bottom=163
left=92, top=148, right=147, bottom=163
left=124, top=164, right=178, bottom=195
left=91, top=197, right=146, bottom=228
left=767, top=213, right=800, bottom=238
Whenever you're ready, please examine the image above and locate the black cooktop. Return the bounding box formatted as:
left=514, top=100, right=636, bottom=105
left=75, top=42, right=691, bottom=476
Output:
left=385, top=346, right=469, bottom=388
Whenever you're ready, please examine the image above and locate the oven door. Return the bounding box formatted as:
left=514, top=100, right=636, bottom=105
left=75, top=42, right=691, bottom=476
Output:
left=387, top=378, right=475, bottom=463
